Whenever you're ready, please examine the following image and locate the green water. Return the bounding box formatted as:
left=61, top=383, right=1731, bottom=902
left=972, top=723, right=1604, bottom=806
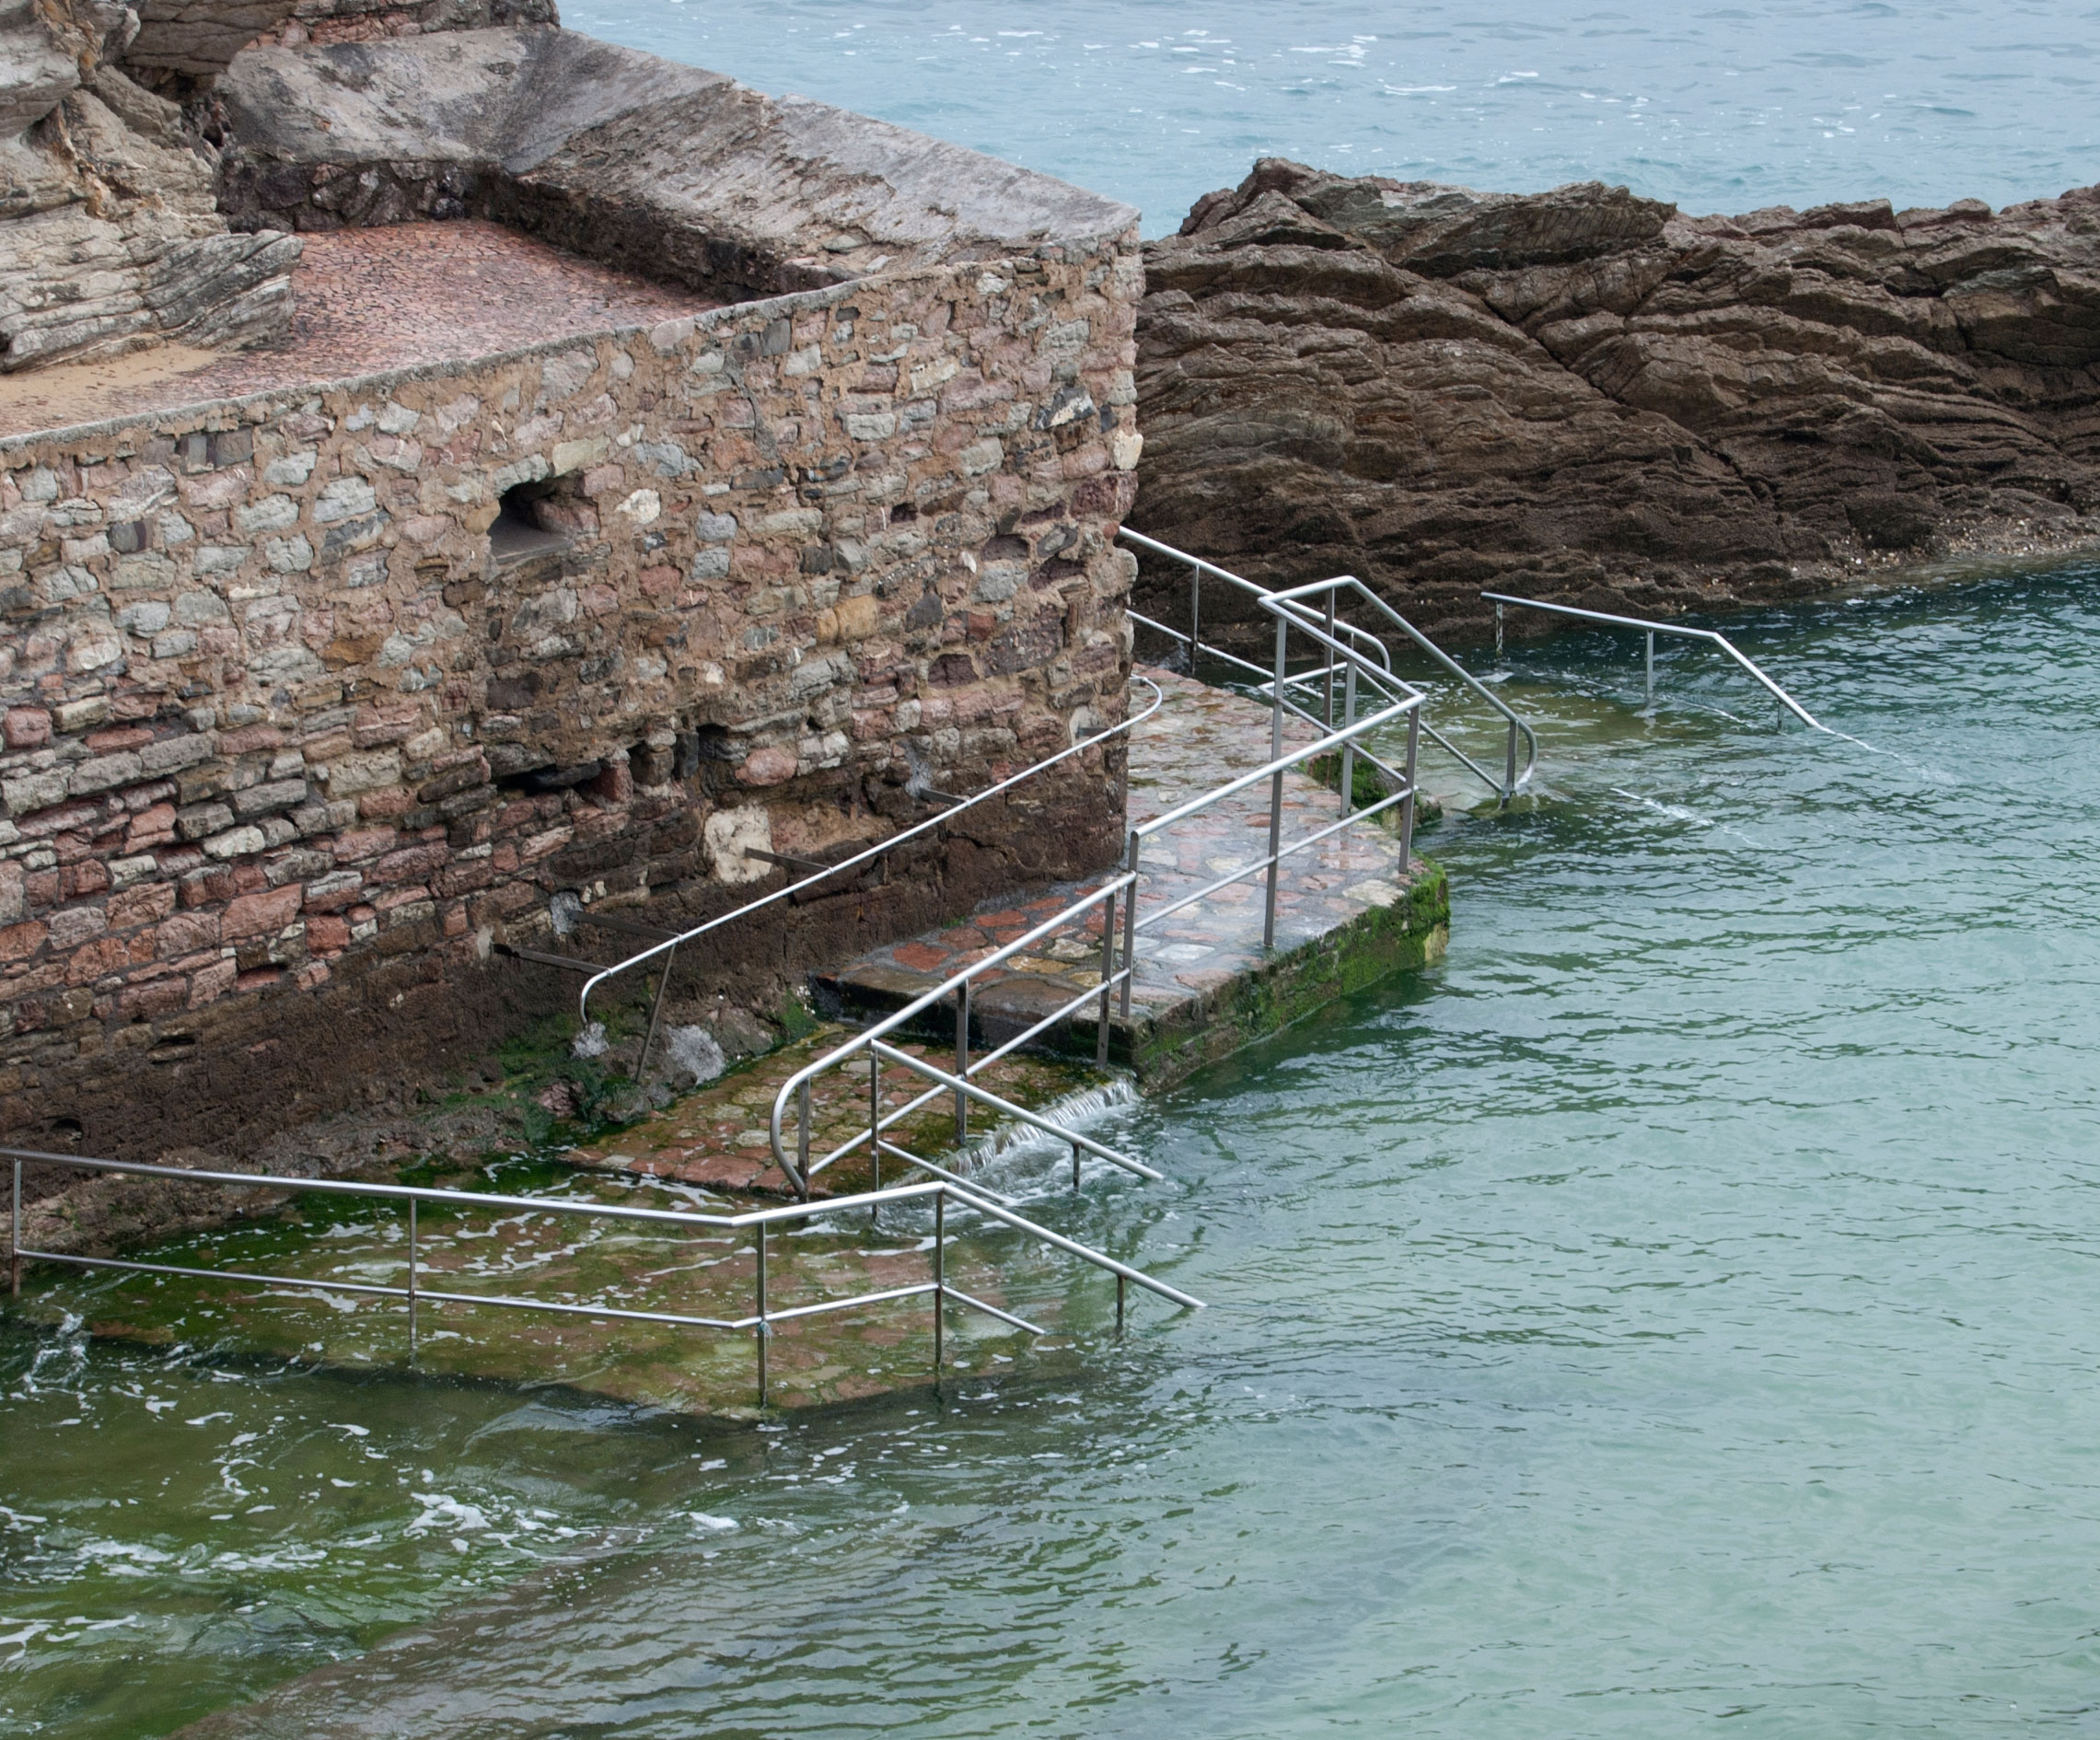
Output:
left=6, top=564, right=2100, bottom=1735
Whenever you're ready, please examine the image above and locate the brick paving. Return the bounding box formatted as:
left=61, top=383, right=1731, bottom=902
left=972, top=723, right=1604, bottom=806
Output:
left=1, top=221, right=716, bottom=435
left=822, top=665, right=1421, bottom=1050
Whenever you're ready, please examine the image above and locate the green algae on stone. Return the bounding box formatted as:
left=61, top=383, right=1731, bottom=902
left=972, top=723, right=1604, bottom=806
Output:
left=6, top=1156, right=1097, bottom=1418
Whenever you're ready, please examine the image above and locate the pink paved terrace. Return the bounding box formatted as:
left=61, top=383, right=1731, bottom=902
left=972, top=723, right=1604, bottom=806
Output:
left=0, top=221, right=719, bottom=437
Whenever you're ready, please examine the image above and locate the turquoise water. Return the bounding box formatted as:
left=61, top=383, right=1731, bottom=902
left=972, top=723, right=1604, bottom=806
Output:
left=563, top=0, right=2100, bottom=234
left=6, top=563, right=2100, bottom=1734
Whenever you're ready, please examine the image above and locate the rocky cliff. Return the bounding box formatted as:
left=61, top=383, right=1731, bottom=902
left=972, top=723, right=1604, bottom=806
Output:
left=1134, top=158, right=2100, bottom=640
left=0, top=0, right=560, bottom=375
left=0, top=0, right=299, bottom=371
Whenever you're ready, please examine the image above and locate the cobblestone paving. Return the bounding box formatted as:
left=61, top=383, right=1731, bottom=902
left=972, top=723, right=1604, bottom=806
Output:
left=826, top=666, right=1420, bottom=1044
left=563, top=1026, right=1102, bottom=1197
left=1, top=222, right=716, bottom=434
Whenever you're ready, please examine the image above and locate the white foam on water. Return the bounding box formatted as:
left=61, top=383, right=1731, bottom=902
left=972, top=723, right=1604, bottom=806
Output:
left=407, top=1492, right=493, bottom=1537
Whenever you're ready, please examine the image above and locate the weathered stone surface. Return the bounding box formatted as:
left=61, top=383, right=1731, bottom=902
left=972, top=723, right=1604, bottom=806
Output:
left=0, top=210, right=1142, bottom=1165
left=1135, top=157, right=2100, bottom=640
left=0, top=0, right=299, bottom=372
left=215, top=28, right=1140, bottom=298
left=124, top=0, right=558, bottom=86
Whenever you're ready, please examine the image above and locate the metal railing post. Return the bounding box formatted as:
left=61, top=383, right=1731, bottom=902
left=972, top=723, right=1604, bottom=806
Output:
left=1116, top=1273, right=1126, bottom=1336
left=796, top=1080, right=812, bottom=1201
left=1120, top=829, right=1139, bottom=1018
left=932, top=1191, right=945, bottom=1383
left=1503, top=718, right=1517, bottom=807
left=1400, top=707, right=1421, bottom=870
left=408, top=1198, right=418, bottom=1361
left=1645, top=630, right=1654, bottom=705
left=755, top=1222, right=769, bottom=1409
left=1189, top=560, right=1201, bottom=673
left=1096, top=887, right=1115, bottom=1069
left=1495, top=599, right=1503, bottom=654
left=1324, top=585, right=1337, bottom=728
left=1265, top=611, right=1287, bottom=949
left=868, top=1053, right=881, bottom=1225
left=954, top=981, right=970, bottom=1144
left=10, top=1156, right=18, bottom=1298
left=1339, top=658, right=1359, bottom=820
left=636, top=942, right=678, bottom=1082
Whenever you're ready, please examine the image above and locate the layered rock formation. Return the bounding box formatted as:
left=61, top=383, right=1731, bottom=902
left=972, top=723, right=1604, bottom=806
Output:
left=126, top=0, right=556, bottom=91
left=213, top=26, right=1137, bottom=299
left=0, top=0, right=298, bottom=371
left=1135, top=158, right=2100, bottom=639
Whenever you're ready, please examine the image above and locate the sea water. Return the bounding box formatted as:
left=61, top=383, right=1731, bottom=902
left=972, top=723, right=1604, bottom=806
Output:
left=563, top=0, right=2100, bottom=233
left=11, top=6, right=2100, bottom=1728
left=7, top=563, right=2100, bottom=1734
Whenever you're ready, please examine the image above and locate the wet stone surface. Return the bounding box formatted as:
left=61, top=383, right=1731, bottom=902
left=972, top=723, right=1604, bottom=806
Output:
left=563, top=1024, right=1108, bottom=1197
left=8, top=1154, right=1116, bottom=1418
left=823, top=667, right=1434, bottom=1080
left=8, top=1029, right=1129, bottom=1418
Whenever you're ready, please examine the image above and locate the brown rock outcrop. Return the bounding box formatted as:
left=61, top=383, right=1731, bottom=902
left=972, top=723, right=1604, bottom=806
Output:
left=1135, top=158, right=2100, bottom=640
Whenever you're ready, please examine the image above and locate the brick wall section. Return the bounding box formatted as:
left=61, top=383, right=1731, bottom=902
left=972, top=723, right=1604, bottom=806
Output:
left=0, top=239, right=1143, bottom=1154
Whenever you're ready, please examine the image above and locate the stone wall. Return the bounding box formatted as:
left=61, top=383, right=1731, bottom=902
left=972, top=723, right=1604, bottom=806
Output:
left=0, top=242, right=1143, bottom=1158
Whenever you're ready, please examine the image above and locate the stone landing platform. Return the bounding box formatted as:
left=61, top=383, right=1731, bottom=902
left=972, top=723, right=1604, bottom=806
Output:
left=0, top=221, right=714, bottom=438
left=818, top=666, right=1448, bottom=1090
left=559, top=666, right=1448, bottom=1201
left=4, top=668, right=1447, bottom=1420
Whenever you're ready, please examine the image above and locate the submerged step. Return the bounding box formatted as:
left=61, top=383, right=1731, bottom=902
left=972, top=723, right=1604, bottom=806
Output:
left=563, top=1024, right=1112, bottom=1198
left=5, top=1154, right=1152, bottom=1418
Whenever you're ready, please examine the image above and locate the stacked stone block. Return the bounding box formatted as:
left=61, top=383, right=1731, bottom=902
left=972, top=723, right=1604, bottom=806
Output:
left=0, top=239, right=1143, bottom=1152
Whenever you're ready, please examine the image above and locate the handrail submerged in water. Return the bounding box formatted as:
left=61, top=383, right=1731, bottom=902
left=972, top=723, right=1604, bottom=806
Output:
left=4, top=1147, right=1200, bottom=1409
left=1481, top=591, right=1827, bottom=733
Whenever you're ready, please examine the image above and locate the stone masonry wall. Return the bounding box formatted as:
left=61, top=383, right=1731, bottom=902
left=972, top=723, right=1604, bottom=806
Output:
left=0, top=240, right=1144, bottom=1157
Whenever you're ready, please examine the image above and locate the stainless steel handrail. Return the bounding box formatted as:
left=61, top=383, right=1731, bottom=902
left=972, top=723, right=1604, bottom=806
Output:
left=5, top=1148, right=1200, bottom=1409
left=574, top=674, right=1168, bottom=1031
left=767, top=583, right=1433, bottom=1200
left=1261, top=574, right=1537, bottom=801
left=1119, top=527, right=1539, bottom=803
left=1482, top=591, right=1829, bottom=733
left=767, top=869, right=1153, bottom=1198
